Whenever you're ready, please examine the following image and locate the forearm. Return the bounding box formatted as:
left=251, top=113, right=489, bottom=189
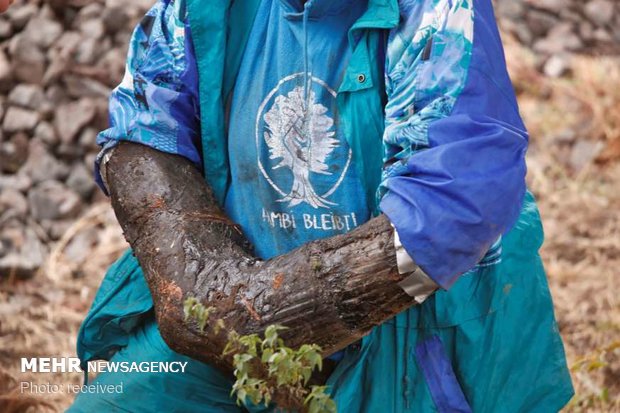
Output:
left=106, top=143, right=415, bottom=372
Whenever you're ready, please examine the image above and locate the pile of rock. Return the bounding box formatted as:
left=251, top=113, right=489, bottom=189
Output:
left=496, top=0, right=620, bottom=76
left=0, top=0, right=152, bottom=278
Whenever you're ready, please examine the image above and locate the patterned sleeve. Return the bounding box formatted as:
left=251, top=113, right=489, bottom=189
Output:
left=95, top=0, right=200, bottom=192
left=380, top=0, right=528, bottom=289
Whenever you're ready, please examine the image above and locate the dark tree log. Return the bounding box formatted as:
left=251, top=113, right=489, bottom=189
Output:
left=106, top=143, right=417, bottom=373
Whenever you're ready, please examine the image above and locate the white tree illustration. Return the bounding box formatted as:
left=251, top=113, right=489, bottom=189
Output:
left=263, top=86, right=339, bottom=209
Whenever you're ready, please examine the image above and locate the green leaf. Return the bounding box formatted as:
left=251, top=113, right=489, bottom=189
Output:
left=305, top=386, right=337, bottom=413
left=226, top=323, right=337, bottom=412
left=263, top=325, right=288, bottom=349
left=301, top=366, right=312, bottom=385
left=183, top=297, right=198, bottom=321
left=236, top=389, right=247, bottom=405
left=261, top=348, right=274, bottom=363
left=239, top=334, right=261, bottom=357
left=214, top=318, right=226, bottom=335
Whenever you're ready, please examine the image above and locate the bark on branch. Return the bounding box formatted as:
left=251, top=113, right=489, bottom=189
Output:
left=106, top=143, right=416, bottom=373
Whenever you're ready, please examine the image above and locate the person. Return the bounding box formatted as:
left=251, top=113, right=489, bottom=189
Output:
left=69, top=0, right=574, bottom=411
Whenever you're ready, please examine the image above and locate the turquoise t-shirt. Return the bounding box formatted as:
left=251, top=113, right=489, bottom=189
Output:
left=225, top=0, right=371, bottom=259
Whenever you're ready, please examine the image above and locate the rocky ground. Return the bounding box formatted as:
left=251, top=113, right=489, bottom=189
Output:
left=497, top=0, right=620, bottom=76
left=0, top=0, right=619, bottom=412
left=0, top=0, right=154, bottom=280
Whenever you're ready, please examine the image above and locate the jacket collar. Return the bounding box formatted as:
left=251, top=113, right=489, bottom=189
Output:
left=279, top=0, right=354, bottom=19
left=339, top=0, right=398, bottom=94
left=351, top=0, right=400, bottom=32
left=279, top=0, right=398, bottom=24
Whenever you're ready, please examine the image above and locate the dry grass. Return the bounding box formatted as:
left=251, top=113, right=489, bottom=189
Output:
left=0, top=205, right=127, bottom=412
left=505, top=37, right=620, bottom=412
left=0, top=37, right=619, bottom=413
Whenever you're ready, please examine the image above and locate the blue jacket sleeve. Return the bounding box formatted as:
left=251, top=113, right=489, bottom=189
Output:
left=95, top=0, right=200, bottom=192
left=379, top=0, right=528, bottom=289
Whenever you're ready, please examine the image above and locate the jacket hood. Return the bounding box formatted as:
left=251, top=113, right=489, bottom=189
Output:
left=279, top=0, right=357, bottom=19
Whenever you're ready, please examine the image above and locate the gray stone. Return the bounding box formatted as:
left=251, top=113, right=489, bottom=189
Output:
left=23, top=14, right=63, bottom=48
left=46, top=84, right=69, bottom=105
left=527, top=10, right=558, bottom=38
left=105, top=0, right=127, bottom=9
left=42, top=55, right=67, bottom=86
left=8, top=84, right=45, bottom=110
left=38, top=4, right=58, bottom=20
left=0, top=188, right=28, bottom=221
left=76, top=2, right=104, bottom=21
left=592, top=28, right=612, bottom=42
left=41, top=219, right=72, bottom=241
left=8, top=35, right=46, bottom=84
left=5, top=3, right=38, bottom=30
left=56, top=143, right=85, bottom=160
left=102, top=7, right=129, bottom=34
left=526, top=0, right=563, bottom=14
left=54, top=99, right=97, bottom=143
left=22, top=139, right=70, bottom=183
left=579, top=21, right=596, bottom=41
left=584, top=0, right=615, bottom=27
left=38, top=101, right=55, bottom=122
left=99, top=48, right=126, bottom=83
left=64, top=75, right=110, bottom=99
left=85, top=152, right=98, bottom=169
left=113, top=29, right=133, bottom=46
left=66, top=163, right=95, bottom=199
left=496, top=0, right=525, bottom=19
left=74, top=37, right=99, bottom=65
left=612, top=24, right=620, bottom=43
left=29, top=180, right=83, bottom=221
left=53, top=31, right=82, bottom=61
left=0, top=19, right=13, bottom=39
left=64, top=227, right=98, bottom=264
left=0, top=50, right=14, bottom=92
left=106, top=0, right=152, bottom=18
left=0, top=224, right=47, bottom=279
left=534, top=23, right=582, bottom=54
left=3, top=107, right=39, bottom=133
left=0, top=173, right=32, bottom=192
left=553, top=129, right=577, bottom=144
left=570, top=140, right=604, bottom=172
left=34, top=121, right=58, bottom=145
left=78, top=127, right=99, bottom=150
left=135, top=0, right=156, bottom=12
left=544, top=54, right=571, bottom=78
left=559, top=9, right=584, bottom=25
left=80, top=19, right=106, bottom=40
left=0, top=133, right=29, bottom=173
left=0, top=96, right=6, bottom=124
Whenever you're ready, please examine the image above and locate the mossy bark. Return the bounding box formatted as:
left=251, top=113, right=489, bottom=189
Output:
left=106, top=143, right=416, bottom=373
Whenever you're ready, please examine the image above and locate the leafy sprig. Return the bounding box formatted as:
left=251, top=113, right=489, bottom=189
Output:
left=184, top=297, right=337, bottom=413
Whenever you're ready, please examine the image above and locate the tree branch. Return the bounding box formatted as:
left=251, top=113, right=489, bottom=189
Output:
left=106, top=143, right=416, bottom=373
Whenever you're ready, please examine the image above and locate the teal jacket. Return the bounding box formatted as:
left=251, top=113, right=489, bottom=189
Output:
left=97, top=0, right=523, bottom=287
left=80, top=0, right=574, bottom=411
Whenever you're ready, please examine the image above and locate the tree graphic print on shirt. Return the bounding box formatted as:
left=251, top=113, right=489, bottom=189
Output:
left=256, top=74, right=354, bottom=213
left=263, top=86, right=338, bottom=209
